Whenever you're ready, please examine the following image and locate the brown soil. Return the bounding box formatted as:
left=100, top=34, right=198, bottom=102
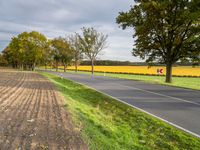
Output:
left=0, top=69, right=87, bottom=150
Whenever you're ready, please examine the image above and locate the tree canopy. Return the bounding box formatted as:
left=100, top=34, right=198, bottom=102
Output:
left=3, top=31, right=48, bottom=70
left=68, top=33, right=83, bottom=72
left=78, top=27, right=108, bottom=74
left=2, top=28, right=108, bottom=73
left=116, top=0, right=200, bottom=82
left=51, top=37, right=74, bottom=72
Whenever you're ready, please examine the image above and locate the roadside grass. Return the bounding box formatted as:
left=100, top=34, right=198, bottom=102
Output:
left=96, top=72, right=200, bottom=90
left=40, top=68, right=200, bottom=90
left=41, top=72, right=200, bottom=150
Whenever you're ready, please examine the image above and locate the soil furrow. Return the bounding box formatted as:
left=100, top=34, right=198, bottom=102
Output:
left=0, top=84, right=36, bottom=149
left=23, top=82, right=42, bottom=149
left=30, top=78, right=54, bottom=149
left=0, top=69, right=87, bottom=150
left=0, top=73, right=27, bottom=114
left=15, top=77, right=40, bottom=148
left=0, top=72, right=26, bottom=104
left=0, top=71, right=23, bottom=94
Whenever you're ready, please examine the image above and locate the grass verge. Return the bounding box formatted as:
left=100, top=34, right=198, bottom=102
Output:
left=40, top=68, right=200, bottom=90
left=40, top=72, right=200, bottom=150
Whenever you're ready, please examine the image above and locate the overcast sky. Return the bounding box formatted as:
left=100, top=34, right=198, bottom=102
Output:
left=0, top=0, right=142, bottom=62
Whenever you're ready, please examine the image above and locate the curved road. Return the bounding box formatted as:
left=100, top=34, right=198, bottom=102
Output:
left=44, top=70, right=200, bottom=138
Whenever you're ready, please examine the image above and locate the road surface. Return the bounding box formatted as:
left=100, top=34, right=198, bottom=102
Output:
left=44, top=70, right=200, bottom=138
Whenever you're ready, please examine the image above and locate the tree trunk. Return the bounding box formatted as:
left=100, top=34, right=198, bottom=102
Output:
left=91, top=59, right=94, bottom=75
left=31, top=62, right=35, bottom=71
left=165, top=62, right=172, bottom=83
left=21, top=64, right=24, bottom=70
left=24, top=64, right=27, bottom=70
left=56, top=61, right=58, bottom=72
left=51, top=62, right=53, bottom=70
left=64, top=63, right=67, bottom=72
left=45, top=63, right=47, bottom=70
left=32, top=62, right=36, bottom=71
left=75, top=60, right=78, bottom=72
left=19, top=64, right=22, bottom=70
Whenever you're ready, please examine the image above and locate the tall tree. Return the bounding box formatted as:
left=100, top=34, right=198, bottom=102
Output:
left=25, top=31, right=48, bottom=70
left=3, top=31, right=48, bottom=70
left=51, top=39, right=61, bottom=72
left=51, top=37, right=74, bottom=72
left=3, top=39, right=23, bottom=68
left=0, top=53, right=8, bottom=66
left=42, top=40, right=53, bottom=70
left=68, top=33, right=83, bottom=72
left=116, top=0, right=200, bottom=83
left=78, top=27, right=108, bottom=75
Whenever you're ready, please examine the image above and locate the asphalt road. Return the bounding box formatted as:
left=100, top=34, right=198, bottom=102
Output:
left=44, top=70, right=200, bottom=138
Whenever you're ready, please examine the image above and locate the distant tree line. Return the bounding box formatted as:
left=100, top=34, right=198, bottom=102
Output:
left=80, top=60, right=200, bottom=66
left=0, top=27, right=108, bottom=74
left=80, top=60, right=148, bottom=66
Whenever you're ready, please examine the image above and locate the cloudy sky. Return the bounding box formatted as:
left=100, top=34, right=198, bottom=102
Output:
left=0, top=0, right=142, bottom=61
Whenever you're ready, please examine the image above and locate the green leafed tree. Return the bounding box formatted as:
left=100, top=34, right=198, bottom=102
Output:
left=68, top=33, right=83, bottom=72
left=116, top=0, right=200, bottom=83
left=0, top=53, right=8, bottom=66
left=78, top=27, right=108, bottom=75
left=3, top=31, right=48, bottom=70
left=25, top=31, right=48, bottom=70
left=51, top=37, right=74, bottom=72
left=3, top=33, right=28, bottom=68
left=42, top=40, right=53, bottom=70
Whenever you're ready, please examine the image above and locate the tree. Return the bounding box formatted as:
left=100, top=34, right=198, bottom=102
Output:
left=51, top=39, right=61, bottom=72
left=3, top=43, right=19, bottom=68
left=42, top=40, right=53, bottom=70
left=0, top=53, right=8, bottom=66
left=116, top=0, right=200, bottom=83
left=51, top=37, right=74, bottom=72
left=3, top=31, right=48, bottom=70
left=78, top=27, right=108, bottom=75
left=25, top=31, right=48, bottom=70
left=68, top=33, right=83, bottom=72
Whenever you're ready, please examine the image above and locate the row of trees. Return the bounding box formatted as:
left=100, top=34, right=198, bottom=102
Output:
left=80, top=60, right=199, bottom=66
left=2, top=0, right=200, bottom=83
left=2, top=27, right=108, bottom=74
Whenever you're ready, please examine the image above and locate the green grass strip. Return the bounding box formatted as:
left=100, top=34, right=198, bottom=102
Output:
left=40, top=72, right=200, bottom=150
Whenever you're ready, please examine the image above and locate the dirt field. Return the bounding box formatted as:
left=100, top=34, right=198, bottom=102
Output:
left=0, top=69, right=87, bottom=150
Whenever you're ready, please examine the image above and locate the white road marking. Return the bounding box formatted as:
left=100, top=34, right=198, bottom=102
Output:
left=114, top=83, right=200, bottom=106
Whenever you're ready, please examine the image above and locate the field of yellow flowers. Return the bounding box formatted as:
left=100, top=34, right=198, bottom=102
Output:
left=66, top=66, right=200, bottom=77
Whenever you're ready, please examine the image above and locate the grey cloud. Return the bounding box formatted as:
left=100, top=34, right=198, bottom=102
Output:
left=0, top=0, right=140, bottom=61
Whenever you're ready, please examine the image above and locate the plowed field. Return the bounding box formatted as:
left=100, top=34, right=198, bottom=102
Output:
left=0, top=69, right=87, bottom=150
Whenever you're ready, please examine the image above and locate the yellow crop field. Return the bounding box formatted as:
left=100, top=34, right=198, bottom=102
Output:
left=66, top=66, right=200, bottom=77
